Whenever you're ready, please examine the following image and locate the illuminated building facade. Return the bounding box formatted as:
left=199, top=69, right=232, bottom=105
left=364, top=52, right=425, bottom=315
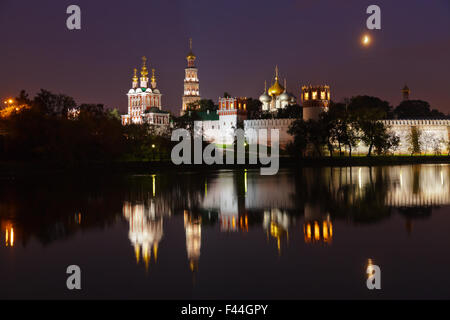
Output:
left=181, top=39, right=201, bottom=115
left=121, top=56, right=170, bottom=126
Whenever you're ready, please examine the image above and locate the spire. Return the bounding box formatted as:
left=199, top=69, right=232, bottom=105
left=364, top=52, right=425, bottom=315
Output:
left=141, top=56, right=148, bottom=78
left=275, top=65, right=279, bottom=81
left=132, top=68, right=138, bottom=89
left=151, top=68, right=157, bottom=88
left=186, top=38, right=196, bottom=67
left=284, top=78, right=287, bottom=93
left=264, top=80, right=267, bottom=93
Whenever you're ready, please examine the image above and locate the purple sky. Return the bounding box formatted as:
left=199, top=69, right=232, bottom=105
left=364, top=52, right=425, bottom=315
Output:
left=0, top=0, right=449, bottom=115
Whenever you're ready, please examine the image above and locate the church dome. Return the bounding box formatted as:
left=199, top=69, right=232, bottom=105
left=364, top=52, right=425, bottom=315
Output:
left=279, top=91, right=290, bottom=101
left=259, top=93, right=271, bottom=103
left=153, top=88, right=160, bottom=94
left=186, top=51, right=196, bottom=60
left=128, top=89, right=135, bottom=94
left=289, top=95, right=296, bottom=104
left=136, top=88, right=143, bottom=93
left=268, top=80, right=284, bottom=97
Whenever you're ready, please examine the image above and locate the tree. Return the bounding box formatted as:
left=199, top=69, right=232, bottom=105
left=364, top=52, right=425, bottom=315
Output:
left=287, top=119, right=308, bottom=158
left=347, top=96, right=393, bottom=156
left=186, top=99, right=218, bottom=112
left=246, top=98, right=263, bottom=119
left=33, top=89, right=77, bottom=116
left=347, top=95, right=392, bottom=119
left=407, top=126, right=421, bottom=155
left=393, top=100, right=446, bottom=119
left=274, top=104, right=302, bottom=119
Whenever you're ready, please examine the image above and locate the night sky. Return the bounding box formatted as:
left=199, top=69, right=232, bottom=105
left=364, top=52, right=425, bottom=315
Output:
left=0, top=0, right=449, bottom=115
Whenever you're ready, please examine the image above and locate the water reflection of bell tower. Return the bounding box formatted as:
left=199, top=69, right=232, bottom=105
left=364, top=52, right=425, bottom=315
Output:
left=263, top=209, right=290, bottom=255
left=184, top=210, right=202, bottom=272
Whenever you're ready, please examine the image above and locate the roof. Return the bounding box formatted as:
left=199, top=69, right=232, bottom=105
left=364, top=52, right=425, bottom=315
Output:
left=146, top=107, right=169, bottom=114
left=197, top=111, right=219, bottom=121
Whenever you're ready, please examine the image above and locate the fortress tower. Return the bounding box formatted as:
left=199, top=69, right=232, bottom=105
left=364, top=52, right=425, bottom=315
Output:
left=301, top=85, right=331, bottom=121
left=181, top=39, right=201, bottom=115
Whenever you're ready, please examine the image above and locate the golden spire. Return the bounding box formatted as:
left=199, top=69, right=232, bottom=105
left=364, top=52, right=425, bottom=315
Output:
left=264, top=80, right=267, bottom=93
left=132, top=68, right=138, bottom=82
left=275, top=65, right=279, bottom=80
left=186, top=38, right=196, bottom=61
left=151, top=68, right=156, bottom=82
left=141, top=56, right=148, bottom=77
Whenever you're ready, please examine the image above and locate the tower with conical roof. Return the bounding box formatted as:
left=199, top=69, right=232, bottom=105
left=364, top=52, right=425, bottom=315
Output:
left=181, top=38, right=201, bottom=115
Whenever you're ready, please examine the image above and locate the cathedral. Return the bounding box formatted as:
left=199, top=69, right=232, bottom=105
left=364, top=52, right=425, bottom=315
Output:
left=121, top=56, right=170, bottom=126
left=259, top=66, right=296, bottom=111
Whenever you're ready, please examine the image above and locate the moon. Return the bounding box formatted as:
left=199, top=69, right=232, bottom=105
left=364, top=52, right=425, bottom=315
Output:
left=362, top=35, right=371, bottom=46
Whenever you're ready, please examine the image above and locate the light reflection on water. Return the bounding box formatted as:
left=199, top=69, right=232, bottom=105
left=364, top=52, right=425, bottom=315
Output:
left=1, top=164, right=450, bottom=299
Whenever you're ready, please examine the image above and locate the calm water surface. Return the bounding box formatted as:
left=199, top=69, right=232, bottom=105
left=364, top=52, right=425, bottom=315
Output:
left=1, top=164, right=450, bottom=299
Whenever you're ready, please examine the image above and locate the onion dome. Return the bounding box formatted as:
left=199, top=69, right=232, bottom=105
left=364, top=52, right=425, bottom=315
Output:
left=289, top=95, right=296, bottom=104
left=268, top=80, right=284, bottom=97
left=259, top=93, right=271, bottom=103
left=279, top=91, right=290, bottom=101
left=140, top=56, right=149, bottom=77
left=128, top=89, right=135, bottom=94
left=132, top=68, right=138, bottom=82
left=268, top=66, right=284, bottom=97
left=259, top=80, right=271, bottom=103
left=153, top=88, right=160, bottom=94
left=136, top=88, right=142, bottom=93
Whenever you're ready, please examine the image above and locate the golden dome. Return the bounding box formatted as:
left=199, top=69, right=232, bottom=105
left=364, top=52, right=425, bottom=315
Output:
left=186, top=51, right=196, bottom=60
left=140, top=56, right=149, bottom=77
left=268, top=79, right=284, bottom=97
left=268, top=65, right=285, bottom=97
left=132, top=68, right=138, bottom=82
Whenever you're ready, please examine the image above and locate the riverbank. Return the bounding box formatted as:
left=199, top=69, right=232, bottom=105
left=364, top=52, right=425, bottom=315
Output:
left=1, top=155, right=450, bottom=178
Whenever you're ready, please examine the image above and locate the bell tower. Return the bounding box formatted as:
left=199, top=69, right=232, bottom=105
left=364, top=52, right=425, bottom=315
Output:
left=181, top=38, right=201, bottom=115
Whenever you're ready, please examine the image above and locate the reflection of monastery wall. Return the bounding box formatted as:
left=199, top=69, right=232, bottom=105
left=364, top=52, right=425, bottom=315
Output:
left=306, top=165, right=450, bottom=207
left=384, top=165, right=450, bottom=207
left=244, top=172, right=296, bottom=210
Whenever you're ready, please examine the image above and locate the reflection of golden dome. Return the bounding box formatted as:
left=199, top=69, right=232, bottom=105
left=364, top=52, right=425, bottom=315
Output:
left=268, top=79, right=284, bottom=97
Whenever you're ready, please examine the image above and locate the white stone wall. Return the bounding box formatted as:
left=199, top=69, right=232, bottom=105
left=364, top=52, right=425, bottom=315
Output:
left=196, top=118, right=450, bottom=154
left=196, top=118, right=295, bottom=148
left=336, top=120, right=450, bottom=155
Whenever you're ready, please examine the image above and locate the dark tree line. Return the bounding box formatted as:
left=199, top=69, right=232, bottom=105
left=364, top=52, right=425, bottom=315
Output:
left=0, top=89, right=173, bottom=165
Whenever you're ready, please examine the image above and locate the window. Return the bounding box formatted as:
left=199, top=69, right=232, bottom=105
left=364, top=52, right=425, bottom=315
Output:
left=312, top=91, right=317, bottom=100
left=321, top=91, right=326, bottom=100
